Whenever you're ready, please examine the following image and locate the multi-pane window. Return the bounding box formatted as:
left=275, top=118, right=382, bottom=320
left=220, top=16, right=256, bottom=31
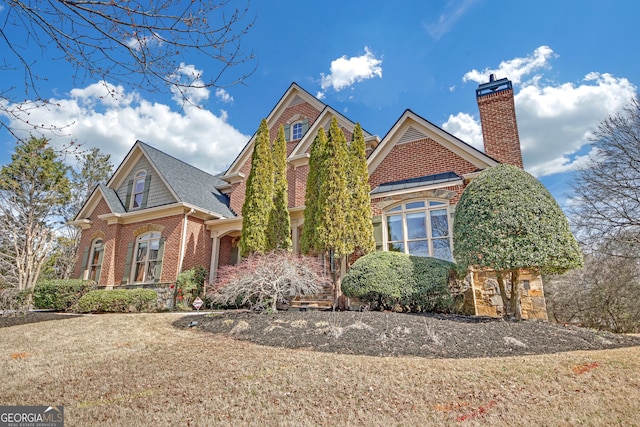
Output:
left=131, top=170, right=146, bottom=209
left=133, top=232, right=161, bottom=283
left=385, top=200, right=453, bottom=261
left=88, top=239, right=104, bottom=282
left=292, top=122, right=303, bottom=140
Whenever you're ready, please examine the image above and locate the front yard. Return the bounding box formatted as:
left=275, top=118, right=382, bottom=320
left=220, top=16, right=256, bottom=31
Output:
left=1, top=312, right=639, bottom=425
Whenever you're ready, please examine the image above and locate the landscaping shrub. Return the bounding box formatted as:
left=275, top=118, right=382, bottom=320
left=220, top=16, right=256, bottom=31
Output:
left=0, top=287, right=32, bottom=316
left=175, top=265, right=208, bottom=310
left=76, top=289, right=157, bottom=313
left=33, top=279, right=95, bottom=311
left=209, top=250, right=330, bottom=312
left=342, top=251, right=459, bottom=313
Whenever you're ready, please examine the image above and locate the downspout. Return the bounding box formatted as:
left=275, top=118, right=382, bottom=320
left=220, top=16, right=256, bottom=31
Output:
left=177, top=208, right=196, bottom=275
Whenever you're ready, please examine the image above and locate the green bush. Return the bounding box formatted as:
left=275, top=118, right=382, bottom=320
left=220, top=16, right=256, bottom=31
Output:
left=33, top=279, right=95, bottom=311
left=76, top=289, right=158, bottom=313
left=342, top=251, right=459, bottom=313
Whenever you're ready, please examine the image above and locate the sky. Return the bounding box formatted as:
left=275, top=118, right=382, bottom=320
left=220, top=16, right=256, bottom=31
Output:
left=1, top=0, right=638, bottom=209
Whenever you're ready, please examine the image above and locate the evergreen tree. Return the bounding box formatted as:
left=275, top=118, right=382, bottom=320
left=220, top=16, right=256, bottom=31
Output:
left=266, top=125, right=292, bottom=251
left=301, top=128, right=328, bottom=255
left=0, top=137, right=71, bottom=290
left=316, top=117, right=350, bottom=257
left=346, top=123, right=376, bottom=255
left=240, top=119, right=274, bottom=256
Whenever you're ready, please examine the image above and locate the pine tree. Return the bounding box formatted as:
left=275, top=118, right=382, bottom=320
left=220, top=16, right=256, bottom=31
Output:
left=301, top=128, right=328, bottom=254
left=346, top=123, right=376, bottom=255
left=240, top=119, right=274, bottom=256
left=266, top=125, right=292, bottom=251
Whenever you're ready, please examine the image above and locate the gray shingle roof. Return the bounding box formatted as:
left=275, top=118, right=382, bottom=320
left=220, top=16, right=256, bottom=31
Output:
left=137, top=141, right=235, bottom=218
left=370, top=171, right=461, bottom=195
left=99, top=183, right=126, bottom=214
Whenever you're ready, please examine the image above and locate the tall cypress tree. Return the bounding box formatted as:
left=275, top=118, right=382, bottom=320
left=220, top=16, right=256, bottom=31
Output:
left=316, top=117, right=350, bottom=257
left=240, top=119, right=274, bottom=256
left=301, top=128, right=328, bottom=254
left=346, top=123, right=375, bottom=255
left=266, top=125, right=292, bottom=251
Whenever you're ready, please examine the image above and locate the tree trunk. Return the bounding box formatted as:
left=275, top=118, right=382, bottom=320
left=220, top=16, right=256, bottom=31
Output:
left=496, top=271, right=511, bottom=317
left=509, top=269, right=522, bottom=320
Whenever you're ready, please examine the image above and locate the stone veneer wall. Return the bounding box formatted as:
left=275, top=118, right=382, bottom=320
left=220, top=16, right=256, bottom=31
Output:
left=461, top=269, right=548, bottom=320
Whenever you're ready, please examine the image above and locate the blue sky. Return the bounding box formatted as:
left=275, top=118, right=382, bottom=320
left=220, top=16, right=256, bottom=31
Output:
left=1, top=0, right=638, bottom=208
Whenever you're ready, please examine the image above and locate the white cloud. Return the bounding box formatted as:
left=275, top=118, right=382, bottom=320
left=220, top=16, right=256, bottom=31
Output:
left=423, top=0, right=478, bottom=40
left=169, top=63, right=210, bottom=106
left=215, top=88, right=234, bottom=103
left=318, top=47, right=383, bottom=98
left=445, top=46, right=637, bottom=178
left=463, top=45, right=556, bottom=85
left=4, top=81, right=250, bottom=175
left=442, top=112, right=483, bottom=150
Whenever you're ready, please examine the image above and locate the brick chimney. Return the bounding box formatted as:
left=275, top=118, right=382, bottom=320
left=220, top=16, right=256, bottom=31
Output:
left=476, top=74, right=524, bottom=168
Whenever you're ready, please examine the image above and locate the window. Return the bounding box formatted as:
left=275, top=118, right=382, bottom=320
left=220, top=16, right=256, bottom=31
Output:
left=88, top=239, right=104, bottom=282
left=132, top=232, right=162, bottom=283
left=292, top=122, right=303, bottom=140
left=131, top=170, right=147, bottom=209
left=384, top=200, right=453, bottom=261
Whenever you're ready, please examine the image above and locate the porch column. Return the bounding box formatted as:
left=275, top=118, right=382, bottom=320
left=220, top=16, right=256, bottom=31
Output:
left=209, top=231, right=221, bottom=284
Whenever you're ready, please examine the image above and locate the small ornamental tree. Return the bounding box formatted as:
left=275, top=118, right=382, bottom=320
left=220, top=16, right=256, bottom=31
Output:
left=346, top=123, right=375, bottom=256
left=240, top=119, right=274, bottom=256
left=453, top=164, right=583, bottom=318
left=266, top=125, right=292, bottom=251
left=210, top=251, right=330, bottom=312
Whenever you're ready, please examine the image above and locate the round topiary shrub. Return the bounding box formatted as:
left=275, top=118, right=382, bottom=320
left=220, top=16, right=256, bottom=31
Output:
left=342, top=251, right=458, bottom=313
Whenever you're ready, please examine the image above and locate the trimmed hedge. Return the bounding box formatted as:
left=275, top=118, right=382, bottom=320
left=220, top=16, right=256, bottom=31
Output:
left=76, top=289, right=158, bottom=313
left=33, top=279, right=95, bottom=311
left=342, top=251, right=459, bottom=313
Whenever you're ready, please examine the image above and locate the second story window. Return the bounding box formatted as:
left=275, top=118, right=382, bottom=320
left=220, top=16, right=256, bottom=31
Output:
left=292, top=122, right=303, bottom=140
left=131, top=170, right=146, bottom=209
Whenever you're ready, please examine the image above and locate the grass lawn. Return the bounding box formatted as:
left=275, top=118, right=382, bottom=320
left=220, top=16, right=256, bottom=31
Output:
left=1, top=313, right=639, bottom=426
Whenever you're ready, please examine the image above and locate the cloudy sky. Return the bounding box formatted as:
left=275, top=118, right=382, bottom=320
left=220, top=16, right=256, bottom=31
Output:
left=1, top=0, right=638, bottom=207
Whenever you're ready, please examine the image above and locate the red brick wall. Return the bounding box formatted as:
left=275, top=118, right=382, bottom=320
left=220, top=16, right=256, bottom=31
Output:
left=218, top=235, right=234, bottom=267
left=228, top=101, right=322, bottom=213
left=477, top=88, right=524, bottom=168
left=74, top=199, right=113, bottom=284
left=181, top=216, right=212, bottom=273
left=369, top=138, right=479, bottom=190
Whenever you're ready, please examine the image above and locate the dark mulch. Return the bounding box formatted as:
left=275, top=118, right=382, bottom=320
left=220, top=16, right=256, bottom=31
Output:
left=173, top=310, right=640, bottom=359
left=0, top=311, right=82, bottom=328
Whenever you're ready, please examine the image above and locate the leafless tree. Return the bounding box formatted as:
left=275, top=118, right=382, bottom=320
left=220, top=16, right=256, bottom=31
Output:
left=209, top=251, right=330, bottom=312
left=545, top=246, right=640, bottom=333
left=570, top=95, right=640, bottom=257
left=1, top=0, right=255, bottom=140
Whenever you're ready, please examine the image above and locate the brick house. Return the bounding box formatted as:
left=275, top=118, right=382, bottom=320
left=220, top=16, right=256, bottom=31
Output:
left=71, top=75, right=547, bottom=318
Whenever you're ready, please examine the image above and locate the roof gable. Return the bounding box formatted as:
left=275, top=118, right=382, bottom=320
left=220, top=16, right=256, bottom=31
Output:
left=222, top=83, right=326, bottom=179
left=106, top=141, right=234, bottom=218
left=367, top=109, right=499, bottom=174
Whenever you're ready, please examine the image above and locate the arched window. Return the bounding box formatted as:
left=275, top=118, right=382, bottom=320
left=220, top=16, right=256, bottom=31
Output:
left=131, top=170, right=147, bottom=209
left=292, top=122, right=303, bottom=140
left=132, top=232, right=162, bottom=283
left=88, top=239, right=104, bottom=282
left=384, top=199, right=452, bottom=261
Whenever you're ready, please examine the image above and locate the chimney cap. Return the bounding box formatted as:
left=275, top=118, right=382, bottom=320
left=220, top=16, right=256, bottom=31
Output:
left=476, top=76, right=512, bottom=97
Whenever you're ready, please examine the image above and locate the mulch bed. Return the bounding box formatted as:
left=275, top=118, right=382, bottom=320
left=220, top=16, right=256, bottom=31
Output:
left=173, top=310, right=640, bottom=359
left=0, top=311, right=82, bottom=328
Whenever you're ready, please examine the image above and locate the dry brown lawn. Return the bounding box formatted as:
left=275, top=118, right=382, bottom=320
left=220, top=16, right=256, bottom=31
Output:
left=1, top=313, right=639, bottom=426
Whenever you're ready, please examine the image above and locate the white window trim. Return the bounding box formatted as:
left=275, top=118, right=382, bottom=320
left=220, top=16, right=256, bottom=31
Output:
left=382, top=199, right=453, bottom=261
left=87, top=238, right=104, bottom=282
left=131, top=231, right=161, bottom=284
left=130, top=169, right=147, bottom=210
left=291, top=121, right=304, bottom=141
